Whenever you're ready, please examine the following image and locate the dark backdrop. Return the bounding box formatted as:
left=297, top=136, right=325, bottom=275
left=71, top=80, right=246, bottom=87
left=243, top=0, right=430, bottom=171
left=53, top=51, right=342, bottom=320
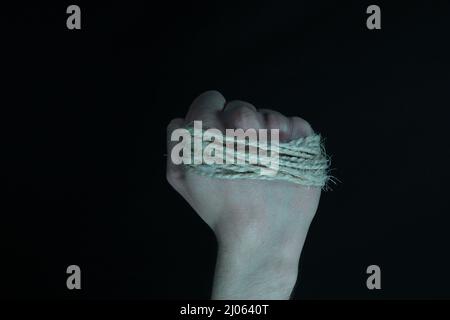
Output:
left=2, top=1, right=450, bottom=299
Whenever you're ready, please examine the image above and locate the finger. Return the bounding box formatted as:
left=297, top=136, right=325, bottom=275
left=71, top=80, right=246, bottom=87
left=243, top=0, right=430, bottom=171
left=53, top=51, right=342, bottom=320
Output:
left=222, top=100, right=263, bottom=130
left=185, top=90, right=226, bottom=128
left=258, top=109, right=292, bottom=142
left=223, top=100, right=257, bottom=112
left=289, top=116, right=314, bottom=140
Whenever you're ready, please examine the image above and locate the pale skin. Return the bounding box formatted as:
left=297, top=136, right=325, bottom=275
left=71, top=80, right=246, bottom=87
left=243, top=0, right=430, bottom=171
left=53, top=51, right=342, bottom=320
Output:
left=166, top=90, right=321, bottom=299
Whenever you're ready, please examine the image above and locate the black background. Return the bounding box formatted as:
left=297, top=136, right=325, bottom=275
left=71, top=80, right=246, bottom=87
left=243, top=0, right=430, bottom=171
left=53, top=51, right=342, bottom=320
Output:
left=2, top=1, right=450, bottom=299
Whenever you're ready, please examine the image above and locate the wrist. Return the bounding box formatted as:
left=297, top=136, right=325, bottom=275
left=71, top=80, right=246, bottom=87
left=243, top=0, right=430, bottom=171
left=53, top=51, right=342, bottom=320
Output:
left=211, top=244, right=300, bottom=300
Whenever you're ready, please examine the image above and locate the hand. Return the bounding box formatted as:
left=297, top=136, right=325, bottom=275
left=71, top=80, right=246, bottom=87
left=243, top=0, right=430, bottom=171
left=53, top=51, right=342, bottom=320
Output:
left=166, top=90, right=322, bottom=299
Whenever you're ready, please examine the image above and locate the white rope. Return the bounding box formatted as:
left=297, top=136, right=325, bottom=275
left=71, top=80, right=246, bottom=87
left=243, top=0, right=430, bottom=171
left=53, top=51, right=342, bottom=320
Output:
left=183, top=126, right=330, bottom=188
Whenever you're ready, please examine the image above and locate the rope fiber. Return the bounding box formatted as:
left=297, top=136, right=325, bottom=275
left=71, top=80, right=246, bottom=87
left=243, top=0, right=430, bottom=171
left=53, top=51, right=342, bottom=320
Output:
left=182, top=125, right=330, bottom=188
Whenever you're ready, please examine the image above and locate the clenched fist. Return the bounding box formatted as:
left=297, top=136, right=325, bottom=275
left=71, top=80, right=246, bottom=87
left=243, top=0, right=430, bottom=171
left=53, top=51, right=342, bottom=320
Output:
left=167, top=90, right=322, bottom=299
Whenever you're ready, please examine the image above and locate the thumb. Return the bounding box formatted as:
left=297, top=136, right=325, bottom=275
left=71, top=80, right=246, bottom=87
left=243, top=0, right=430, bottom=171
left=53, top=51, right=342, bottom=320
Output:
left=166, top=118, right=186, bottom=189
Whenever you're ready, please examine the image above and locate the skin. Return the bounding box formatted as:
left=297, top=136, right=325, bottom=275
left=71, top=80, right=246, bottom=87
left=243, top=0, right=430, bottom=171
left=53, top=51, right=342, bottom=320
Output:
left=166, top=90, right=321, bottom=299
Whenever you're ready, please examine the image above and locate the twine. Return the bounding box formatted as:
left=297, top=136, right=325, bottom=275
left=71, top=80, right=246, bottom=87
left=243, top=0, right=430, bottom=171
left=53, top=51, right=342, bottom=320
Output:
left=183, top=126, right=330, bottom=188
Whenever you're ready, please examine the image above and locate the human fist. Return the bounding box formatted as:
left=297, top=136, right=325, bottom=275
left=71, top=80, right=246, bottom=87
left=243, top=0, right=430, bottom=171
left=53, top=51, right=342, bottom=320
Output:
left=167, top=90, right=322, bottom=299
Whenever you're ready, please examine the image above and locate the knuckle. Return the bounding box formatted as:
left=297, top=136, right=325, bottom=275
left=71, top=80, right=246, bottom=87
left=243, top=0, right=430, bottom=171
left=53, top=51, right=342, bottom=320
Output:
left=203, top=89, right=222, bottom=97
left=292, top=116, right=313, bottom=135
left=230, top=106, right=257, bottom=128
left=265, top=113, right=282, bottom=129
